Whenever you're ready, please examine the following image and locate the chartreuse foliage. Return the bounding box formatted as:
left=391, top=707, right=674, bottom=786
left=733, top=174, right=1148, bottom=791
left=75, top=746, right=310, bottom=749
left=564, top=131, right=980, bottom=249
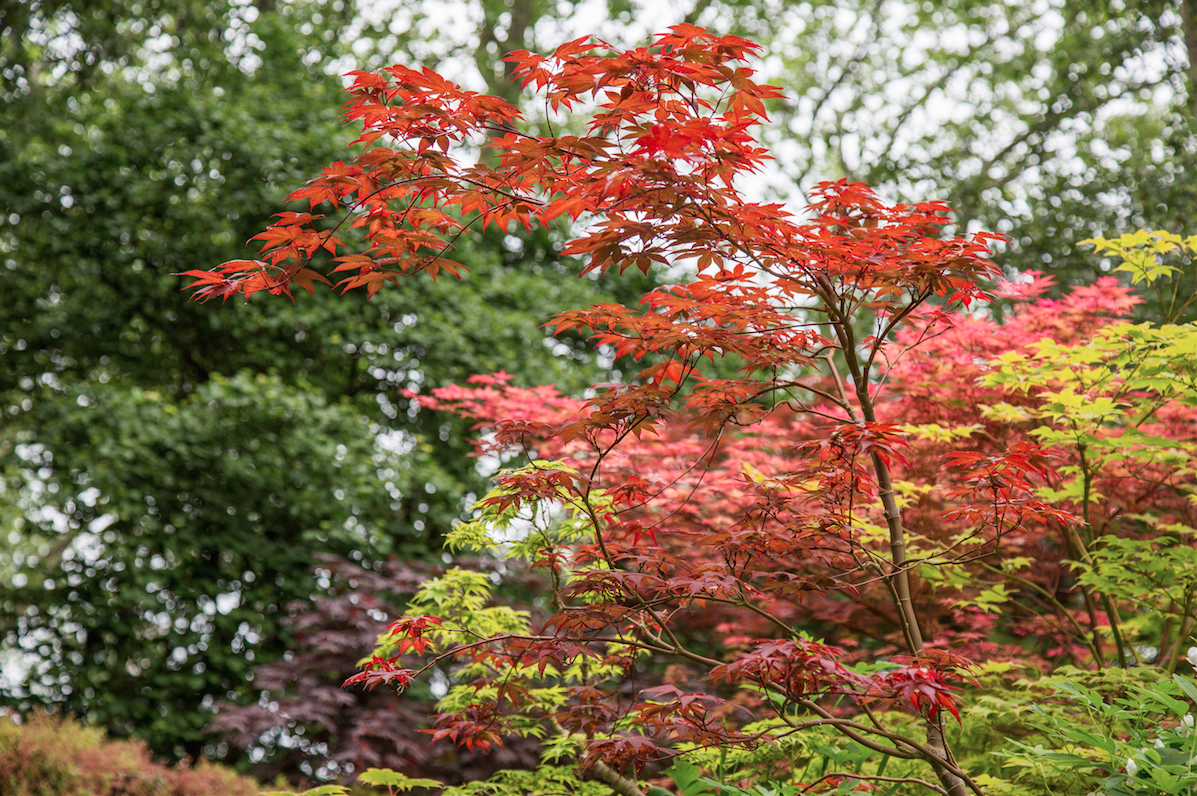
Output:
left=978, top=239, right=1197, bottom=671
left=997, top=662, right=1197, bottom=796
left=1085, top=232, right=1197, bottom=324
left=260, top=766, right=614, bottom=796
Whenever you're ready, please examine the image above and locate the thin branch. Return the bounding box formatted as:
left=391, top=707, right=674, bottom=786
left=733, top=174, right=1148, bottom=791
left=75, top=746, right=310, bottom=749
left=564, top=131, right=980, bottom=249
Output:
left=802, top=772, right=947, bottom=796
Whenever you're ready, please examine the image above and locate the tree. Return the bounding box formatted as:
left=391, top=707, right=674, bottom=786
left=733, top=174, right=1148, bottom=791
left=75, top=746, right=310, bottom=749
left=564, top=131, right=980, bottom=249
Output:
left=0, top=0, right=646, bottom=765
left=185, top=24, right=1197, bottom=794
left=736, top=0, right=1197, bottom=295
left=332, top=0, right=1197, bottom=318
left=176, top=26, right=981, bottom=794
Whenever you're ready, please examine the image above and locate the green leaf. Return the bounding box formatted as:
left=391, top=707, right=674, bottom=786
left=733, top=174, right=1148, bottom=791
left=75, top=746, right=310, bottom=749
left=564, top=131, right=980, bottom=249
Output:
left=358, top=769, right=445, bottom=790
left=1172, top=674, right=1197, bottom=706
left=666, top=759, right=720, bottom=796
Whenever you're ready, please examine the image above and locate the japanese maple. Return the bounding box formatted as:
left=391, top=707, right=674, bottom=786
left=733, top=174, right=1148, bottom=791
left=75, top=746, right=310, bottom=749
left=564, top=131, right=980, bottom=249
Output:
left=184, top=26, right=1196, bottom=796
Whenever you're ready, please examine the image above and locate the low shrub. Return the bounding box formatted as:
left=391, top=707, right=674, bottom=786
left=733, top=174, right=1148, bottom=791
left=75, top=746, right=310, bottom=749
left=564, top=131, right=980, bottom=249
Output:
left=0, top=713, right=260, bottom=796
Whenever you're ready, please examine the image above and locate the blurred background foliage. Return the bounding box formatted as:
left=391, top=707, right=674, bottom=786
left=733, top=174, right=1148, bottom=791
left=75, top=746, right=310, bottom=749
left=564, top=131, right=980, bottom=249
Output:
left=0, top=0, right=638, bottom=770
left=1, top=0, right=1194, bottom=783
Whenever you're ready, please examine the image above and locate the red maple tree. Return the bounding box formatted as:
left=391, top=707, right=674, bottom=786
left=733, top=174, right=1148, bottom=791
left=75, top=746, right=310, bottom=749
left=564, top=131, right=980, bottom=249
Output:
left=183, top=26, right=1194, bottom=796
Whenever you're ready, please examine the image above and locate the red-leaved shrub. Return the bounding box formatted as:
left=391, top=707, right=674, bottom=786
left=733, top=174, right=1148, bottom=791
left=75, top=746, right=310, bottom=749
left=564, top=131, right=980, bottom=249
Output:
left=0, top=713, right=260, bottom=796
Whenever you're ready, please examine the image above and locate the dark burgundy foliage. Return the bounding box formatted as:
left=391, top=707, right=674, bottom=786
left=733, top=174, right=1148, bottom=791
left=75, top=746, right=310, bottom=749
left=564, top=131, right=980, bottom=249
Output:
left=210, top=556, right=541, bottom=783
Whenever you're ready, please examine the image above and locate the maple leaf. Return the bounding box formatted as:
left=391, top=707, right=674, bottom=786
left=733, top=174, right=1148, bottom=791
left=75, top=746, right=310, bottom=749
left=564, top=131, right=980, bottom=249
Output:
left=342, top=656, right=415, bottom=692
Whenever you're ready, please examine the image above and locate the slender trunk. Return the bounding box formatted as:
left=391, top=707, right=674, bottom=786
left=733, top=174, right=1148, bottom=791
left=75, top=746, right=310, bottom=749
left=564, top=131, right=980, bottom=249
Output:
left=829, top=292, right=973, bottom=795
left=871, top=450, right=923, bottom=651
left=925, top=721, right=969, bottom=796
left=1159, top=607, right=1175, bottom=669
left=858, top=398, right=970, bottom=795
left=1060, top=521, right=1107, bottom=667
left=1077, top=452, right=1131, bottom=667
left=872, top=451, right=970, bottom=796
left=1163, top=593, right=1196, bottom=675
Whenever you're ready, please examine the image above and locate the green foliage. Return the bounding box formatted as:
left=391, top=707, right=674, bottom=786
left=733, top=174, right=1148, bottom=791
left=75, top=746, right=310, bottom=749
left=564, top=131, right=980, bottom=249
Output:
left=1085, top=232, right=1197, bottom=323
left=387, top=562, right=626, bottom=737
left=1003, top=669, right=1197, bottom=796
left=445, top=461, right=615, bottom=560
left=3, top=372, right=412, bottom=753
left=667, top=728, right=957, bottom=795
left=1076, top=533, right=1197, bottom=618
left=983, top=315, right=1197, bottom=515
left=439, top=766, right=612, bottom=796
left=663, top=759, right=722, bottom=796
left=260, top=765, right=611, bottom=796
left=356, top=769, right=445, bottom=792
left=0, top=0, right=649, bottom=766
left=261, top=787, right=351, bottom=796
left=974, top=241, right=1197, bottom=671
